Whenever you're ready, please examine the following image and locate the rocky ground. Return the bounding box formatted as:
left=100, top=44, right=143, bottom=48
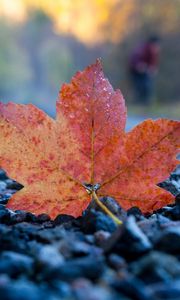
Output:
left=0, top=167, right=180, bottom=300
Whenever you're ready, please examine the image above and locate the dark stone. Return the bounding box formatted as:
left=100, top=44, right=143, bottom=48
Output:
left=108, top=254, right=127, bottom=270
left=10, top=211, right=28, bottom=224
left=41, top=255, right=105, bottom=281
left=111, top=277, right=152, bottom=300
left=150, top=280, right=180, bottom=300
left=53, top=214, right=75, bottom=226
left=25, top=212, right=38, bottom=223
left=37, top=213, right=51, bottom=223
left=13, top=222, right=41, bottom=236
left=0, top=180, right=7, bottom=191
left=138, top=214, right=170, bottom=243
left=154, top=227, right=180, bottom=254
left=0, top=232, right=27, bottom=253
left=0, top=169, right=8, bottom=180
left=0, top=278, right=49, bottom=300
left=0, top=204, right=8, bottom=210
left=67, top=240, right=102, bottom=257
left=0, top=251, right=34, bottom=277
left=127, top=206, right=141, bottom=215
left=127, top=206, right=143, bottom=220
left=42, top=221, right=54, bottom=229
left=163, top=205, right=180, bottom=221
left=34, top=226, right=66, bottom=244
left=81, top=209, right=117, bottom=234
left=175, top=194, right=180, bottom=205
left=88, top=196, right=127, bottom=221
left=5, top=180, right=23, bottom=191
left=0, top=209, right=11, bottom=224
left=36, top=245, right=64, bottom=269
left=48, top=279, right=72, bottom=298
left=130, top=251, right=180, bottom=284
left=94, top=230, right=111, bottom=246
left=0, top=194, right=11, bottom=205
left=0, top=222, right=42, bottom=253
left=158, top=179, right=179, bottom=196
left=72, top=278, right=121, bottom=300
left=103, top=216, right=152, bottom=260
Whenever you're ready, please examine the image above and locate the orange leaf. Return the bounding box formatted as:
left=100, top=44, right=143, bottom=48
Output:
left=0, top=60, right=180, bottom=218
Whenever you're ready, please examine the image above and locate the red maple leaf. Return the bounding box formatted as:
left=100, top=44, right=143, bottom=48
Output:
left=0, top=60, right=179, bottom=218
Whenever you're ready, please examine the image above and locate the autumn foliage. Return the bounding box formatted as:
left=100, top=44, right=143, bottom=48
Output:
left=0, top=60, right=179, bottom=218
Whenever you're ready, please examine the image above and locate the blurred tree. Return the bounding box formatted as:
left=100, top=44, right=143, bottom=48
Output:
left=20, top=10, right=53, bottom=98
left=0, top=19, right=31, bottom=101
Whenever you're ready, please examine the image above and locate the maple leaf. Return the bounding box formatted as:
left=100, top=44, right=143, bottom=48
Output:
left=0, top=60, right=179, bottom=219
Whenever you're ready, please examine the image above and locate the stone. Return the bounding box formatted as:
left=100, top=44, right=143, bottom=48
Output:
left=149, top=280, right=180, bottom=300
left=108, top=254, right=127, bottom=270
left=81, top=209, right=117, bottom=234
left=163, top=205, right=180, bottom=221
left=0, top=181, right=7, bottom=192
left=0, top=209, right=11, bottom=224
left=138, top=214, right=170, bottom=242
left=111, top=277, right=152, bottom=300
left=127, top=206, right=144, bottom=221
left=154, top=227, right=180, bottom=254
left=5, top=180, right=23, bottom=191
left=158, top=179, right=179, bottom=196
left=0, top=278, right=50, bottom=300
left=36, top=213, right=51, bottom=223
left=88, top=196, right=127, bottom=221
left=103, top=216, right=152, bottom=259
left=94, top=230, right=111, bottom=246
left=0, top=169, right=8, bottom=180
left=42, top=255, right=105, bottom=281
left=0, top=204, right=8, bottom=211
left=130, top=251, right=180, bottom=283
left=25, top=212, right=38, bottom=223
left=0, top=194, right=12, bottom=205
left=10, top=211, right=28, bottom=224
left=53, top=214, right=75, bottom=226
left=36, top=245, right=64, bottom=268
left=0, top=251, right=34, bottom=277
left=72, top=278, right=121, bottom=300
left=175, top=194, right=180, bottom=205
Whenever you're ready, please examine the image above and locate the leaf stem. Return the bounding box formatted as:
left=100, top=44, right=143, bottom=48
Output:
left=92, top=191, right=122, bottom=225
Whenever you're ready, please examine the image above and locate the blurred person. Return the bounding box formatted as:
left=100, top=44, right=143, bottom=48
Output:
left=129, top=36, right=161, bottom=105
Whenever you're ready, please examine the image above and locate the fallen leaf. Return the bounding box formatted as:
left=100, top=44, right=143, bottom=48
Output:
left=0, top=60, right=179, bottom=218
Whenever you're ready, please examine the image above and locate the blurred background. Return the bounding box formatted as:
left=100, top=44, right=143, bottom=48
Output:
left=0, top=0, right=179, bottom=129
